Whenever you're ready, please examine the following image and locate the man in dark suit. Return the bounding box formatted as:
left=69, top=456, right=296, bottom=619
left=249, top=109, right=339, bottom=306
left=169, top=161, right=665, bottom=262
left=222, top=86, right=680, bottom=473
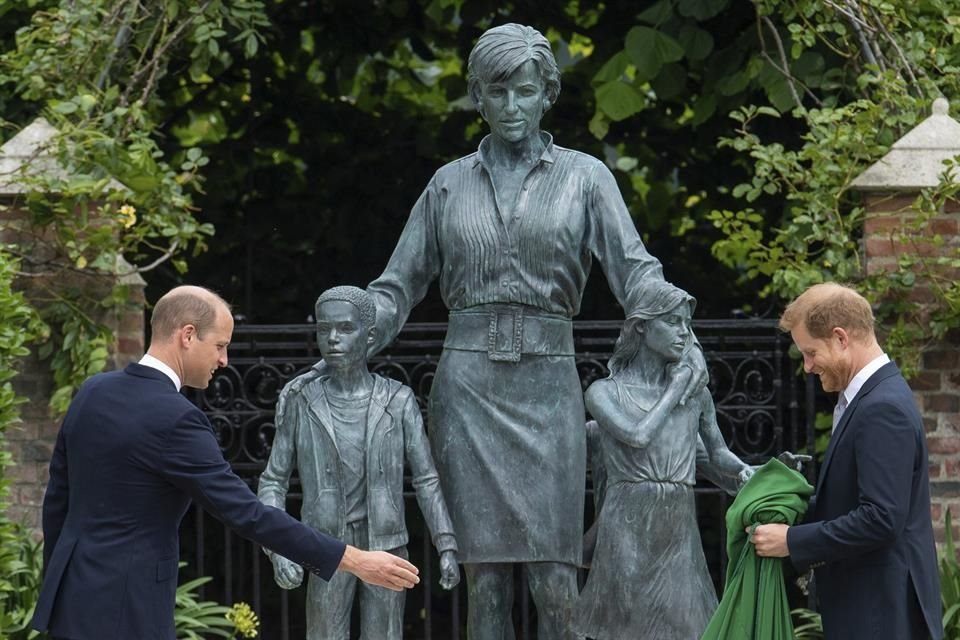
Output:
left=32, top=285, right=420, bottom=640
left=751, top=282, right=942, bottom=640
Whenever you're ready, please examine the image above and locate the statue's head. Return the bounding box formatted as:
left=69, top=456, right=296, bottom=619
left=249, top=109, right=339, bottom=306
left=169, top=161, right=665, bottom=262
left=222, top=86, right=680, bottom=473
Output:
left=466, top=23, right=561, bottom=117
left=608, top=281, right=696, bottom=374
left=314, top=286, right=376, bottom=369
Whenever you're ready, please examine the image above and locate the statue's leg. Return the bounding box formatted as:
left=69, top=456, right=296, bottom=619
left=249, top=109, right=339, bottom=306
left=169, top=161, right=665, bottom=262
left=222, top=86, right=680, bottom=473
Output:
left=305, top=565, right=357, bottom=640
left=464, top=562, right=515, bottom=640
left=525, top=562, right=581, bottom=640
left=358, top=545, right=407, bottom=640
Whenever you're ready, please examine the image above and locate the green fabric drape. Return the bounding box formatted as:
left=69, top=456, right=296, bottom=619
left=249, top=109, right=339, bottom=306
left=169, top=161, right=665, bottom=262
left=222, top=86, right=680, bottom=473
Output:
left=701, top=458, right=814, bottom=640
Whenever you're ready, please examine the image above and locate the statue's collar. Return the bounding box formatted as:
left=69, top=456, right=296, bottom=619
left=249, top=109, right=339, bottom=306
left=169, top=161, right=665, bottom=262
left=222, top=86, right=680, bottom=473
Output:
left=473, top=131, right=555, bottom=169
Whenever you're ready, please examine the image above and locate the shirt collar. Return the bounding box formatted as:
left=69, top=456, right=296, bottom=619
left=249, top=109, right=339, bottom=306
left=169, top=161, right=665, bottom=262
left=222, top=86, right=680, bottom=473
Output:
left=840, top=353, right=890, bottom=406
left=139, top=353, right=182, bottom=390
left=472, top=131, right=556, bottom=169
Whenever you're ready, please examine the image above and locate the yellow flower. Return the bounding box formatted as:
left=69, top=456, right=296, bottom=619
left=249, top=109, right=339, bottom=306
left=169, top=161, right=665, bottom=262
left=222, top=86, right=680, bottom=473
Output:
left=75, top=255, right=87, bottom=269
left=118, top=204, right=137, bottom=228
left=226, top=602, right=259, bottom=639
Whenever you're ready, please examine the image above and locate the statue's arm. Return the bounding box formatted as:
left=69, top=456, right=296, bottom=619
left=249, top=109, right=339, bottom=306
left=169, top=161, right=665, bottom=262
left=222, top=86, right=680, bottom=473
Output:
left=586, top=372, right=687, bottom=449
left=257, top=384, right=299, bottom=512
left=586, top=161, right=664, bottom=305
left=401, top=389, right=457, bottom=554
left=366, top=177, right=444, bottom=355
left=697, top=391, right=751, bottom=487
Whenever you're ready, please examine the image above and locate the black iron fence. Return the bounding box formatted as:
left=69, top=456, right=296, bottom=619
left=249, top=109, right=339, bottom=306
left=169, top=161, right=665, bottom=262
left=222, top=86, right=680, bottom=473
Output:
left=184, top=319, right=818, bottom=639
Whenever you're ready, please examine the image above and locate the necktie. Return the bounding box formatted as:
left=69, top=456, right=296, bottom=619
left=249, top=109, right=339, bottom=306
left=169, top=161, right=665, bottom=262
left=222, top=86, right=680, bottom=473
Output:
left=832, top=394, right=848, bottom=433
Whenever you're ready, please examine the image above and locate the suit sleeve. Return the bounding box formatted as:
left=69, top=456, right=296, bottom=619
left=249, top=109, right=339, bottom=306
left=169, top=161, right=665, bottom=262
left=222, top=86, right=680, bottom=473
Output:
left=787, top=399, right=917, bottom=570
left=400, top=389, right=457, bottom=553
left=160, top=405, right=345, bottom=581
left=41, top=424, right=69, bottom=568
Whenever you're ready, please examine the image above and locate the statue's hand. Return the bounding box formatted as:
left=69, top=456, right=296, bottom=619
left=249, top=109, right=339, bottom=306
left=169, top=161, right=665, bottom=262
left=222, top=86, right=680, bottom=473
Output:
left=678, top=342, right=708, bottom=406
left=666, top=362, right=694, bottom=397
left=777, top=451, right=813, bottom=472
left=438, top=550, right=460, bottom=590
left=272, top=555, right=304, bottom=590
left=737, top=465, right=756, bottom=488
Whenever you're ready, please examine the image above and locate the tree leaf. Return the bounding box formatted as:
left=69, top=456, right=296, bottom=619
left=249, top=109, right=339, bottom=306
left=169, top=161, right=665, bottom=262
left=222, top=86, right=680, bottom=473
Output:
left=592, top=51, right=629, bottom=86
left=625, top=26, right=684, bottom=81
left=595, top=81, right=646, bottom=122
left=678, top=24, right=715, bottom=61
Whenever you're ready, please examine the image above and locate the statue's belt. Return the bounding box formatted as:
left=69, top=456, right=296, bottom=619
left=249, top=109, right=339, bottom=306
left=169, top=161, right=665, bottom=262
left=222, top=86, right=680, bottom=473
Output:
left=444, top=305, right=574, bottom=362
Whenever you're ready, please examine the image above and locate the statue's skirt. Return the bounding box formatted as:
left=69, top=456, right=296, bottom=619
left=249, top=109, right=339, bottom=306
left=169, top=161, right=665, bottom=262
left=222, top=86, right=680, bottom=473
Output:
left=427, top=347, right=586, bottom=564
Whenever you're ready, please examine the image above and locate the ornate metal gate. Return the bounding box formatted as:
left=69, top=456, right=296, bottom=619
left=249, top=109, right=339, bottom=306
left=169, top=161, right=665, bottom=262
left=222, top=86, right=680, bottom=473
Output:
left=184, top=319, right=818, bottom=639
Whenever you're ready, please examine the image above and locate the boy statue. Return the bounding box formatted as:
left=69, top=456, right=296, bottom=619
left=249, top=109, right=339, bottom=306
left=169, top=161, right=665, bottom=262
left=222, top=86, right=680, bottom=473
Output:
left=258, top=286, right=459, bottom=639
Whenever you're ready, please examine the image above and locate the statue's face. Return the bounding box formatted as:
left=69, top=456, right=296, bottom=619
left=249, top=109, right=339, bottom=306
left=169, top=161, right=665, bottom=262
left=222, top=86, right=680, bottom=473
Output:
left=642, top=304, right=691, bottom=362
left=479, top=59, right=546, bottom=144
left=316, top=300, right=371, bottom=370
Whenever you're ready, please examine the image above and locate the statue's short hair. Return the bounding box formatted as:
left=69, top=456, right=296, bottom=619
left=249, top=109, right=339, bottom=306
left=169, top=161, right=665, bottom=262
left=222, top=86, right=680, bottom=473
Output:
left=151, top=285, right=231, bottom=340
left=316, top=286, right=376, bottom=328
left=467, top=23, right=561, bottom=113
left=779, top=282, right=875, bottom=339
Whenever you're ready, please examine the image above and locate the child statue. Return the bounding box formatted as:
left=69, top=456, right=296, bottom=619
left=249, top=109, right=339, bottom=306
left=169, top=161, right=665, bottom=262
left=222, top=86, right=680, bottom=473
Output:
left=571, top=281, right=752, bottom=640
left=258, top=286, right=459, bottom=639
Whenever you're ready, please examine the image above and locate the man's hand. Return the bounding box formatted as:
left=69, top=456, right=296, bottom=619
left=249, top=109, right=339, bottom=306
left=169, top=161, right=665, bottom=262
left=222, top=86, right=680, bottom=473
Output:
left=338, top=546, right=420, bottom=591
left=439, top=550, right=460, bottom=590
left=748, top=523, right=791, bottom=557
left=272, top=555, right=304, bottom=590
left=679, top=341, right=708, bottom=406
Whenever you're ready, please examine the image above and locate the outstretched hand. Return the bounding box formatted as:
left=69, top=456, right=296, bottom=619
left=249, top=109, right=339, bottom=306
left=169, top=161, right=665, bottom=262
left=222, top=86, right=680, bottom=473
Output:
left=339, top=546, right=420, bottom=591
left=439, top=550, right=460, bottom=590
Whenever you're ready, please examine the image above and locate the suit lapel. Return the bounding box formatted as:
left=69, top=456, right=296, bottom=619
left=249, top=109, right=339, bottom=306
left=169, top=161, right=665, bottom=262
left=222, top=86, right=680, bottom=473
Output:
left=815, top=361, right=900, bottom=491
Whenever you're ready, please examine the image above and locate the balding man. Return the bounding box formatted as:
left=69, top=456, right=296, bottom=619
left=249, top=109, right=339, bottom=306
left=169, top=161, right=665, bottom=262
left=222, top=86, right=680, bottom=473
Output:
left=32, top=285, right=419, bottom=640
left=750, top=283, right=942, bottom=640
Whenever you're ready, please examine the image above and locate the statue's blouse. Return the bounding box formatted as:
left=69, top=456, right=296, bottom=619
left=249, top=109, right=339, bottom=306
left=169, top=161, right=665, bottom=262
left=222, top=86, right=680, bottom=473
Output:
left=367, top=132, right=664, bottom=351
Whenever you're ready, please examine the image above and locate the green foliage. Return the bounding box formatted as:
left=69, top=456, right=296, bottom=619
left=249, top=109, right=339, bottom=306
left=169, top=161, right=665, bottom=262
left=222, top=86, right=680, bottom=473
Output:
left=0, top=520, right=44, bottom=639
left=0, top=250, right=47, bottom=639
left=174, top=566, right=238, bottom=640
left=0, top=0, right=269, bottom=410
left=791, top=607, right=823, bottom=639
left=941, top=509, right=960, bottom=637
left=706, top=0, right=960, bottom=374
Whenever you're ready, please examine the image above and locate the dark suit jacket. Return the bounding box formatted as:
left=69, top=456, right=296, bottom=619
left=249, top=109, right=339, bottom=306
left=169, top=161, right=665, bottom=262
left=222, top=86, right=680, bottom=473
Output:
left=32, top=363, right=346, bottom=640
left=787, top=362, right=943, bottom=640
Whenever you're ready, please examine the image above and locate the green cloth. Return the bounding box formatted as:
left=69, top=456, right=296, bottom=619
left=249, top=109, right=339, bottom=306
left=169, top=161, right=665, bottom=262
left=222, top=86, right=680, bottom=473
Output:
left=701, top=458, right=814, bottom=640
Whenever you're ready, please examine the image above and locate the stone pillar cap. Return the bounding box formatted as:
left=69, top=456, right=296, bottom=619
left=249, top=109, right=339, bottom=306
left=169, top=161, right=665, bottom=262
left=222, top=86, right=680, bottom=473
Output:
left=850, top=98, right=960, bottom=191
